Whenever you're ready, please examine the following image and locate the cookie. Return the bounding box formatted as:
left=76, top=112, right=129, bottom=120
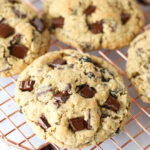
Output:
left=0, top=0, right=50, bottom=77
left=43, top=0, right=144, bottom=51
left=15, top=50, right=130, bottom=148
left=126, top=30, right=150, bottom=103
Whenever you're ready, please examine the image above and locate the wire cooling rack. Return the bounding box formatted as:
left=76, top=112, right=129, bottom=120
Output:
left=0, top=0, right=150, bottom=150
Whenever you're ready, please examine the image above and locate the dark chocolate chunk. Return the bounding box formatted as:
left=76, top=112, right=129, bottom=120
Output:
left=115, top=128, right=120, bottom=134
left=121, top=13, right=130, bottom=24
left=38, top=115, right=51, bottom=131
left=8, top=0, right=19, bottom=3
left=10, top=44, right=28, bottom=59
left=89, top=20, right=103, bottom=34
left=50, top=58, right=66, bottom=68
left=69, top=117, right=85, bottom=132
left=30, top=18, right=45, bottom=33
left=77, top=84, right=96, bottom=98
left=79, top=56, right=92, bottom=63
left=51, top=17, right=64, bottom=29
left=40, top=143, right=56, bottom=150
left=19, top=80, right=35, bottom=91
left=137, top=0, right=148, bottom=4
left=54, top=91, right=70, bottom=103
left=101, top=76, right=110, bottom=82
left=84, top=5, right=96, bottom=16
left=101, top=69, right=113, bottom=82
left=0, top=23, right=14, bottom=38
left=11, top=7, right=26, bottom=18
left=103, top=95, right=120, bottom=112
left=101, top=114, right=109, bottom=119
left=10, top=34, right=22, bottom=45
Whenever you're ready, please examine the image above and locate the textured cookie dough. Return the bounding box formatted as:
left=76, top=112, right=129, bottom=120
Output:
left=0, top=0, right=50, bottom=77
left=15, top=50, right=130, bottom=148
left=126, top=30, right=150, bottom=103
left=43, top=0, right=144, bottom=51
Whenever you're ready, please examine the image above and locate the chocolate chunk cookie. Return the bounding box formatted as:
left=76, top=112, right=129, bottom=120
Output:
left=126, top=30, right=150, bottom=103
left=15, top=50, right=130, bottom=148
left=0, top=0, right=50, bottom=77
left=43, top=0, right=144, bottom=51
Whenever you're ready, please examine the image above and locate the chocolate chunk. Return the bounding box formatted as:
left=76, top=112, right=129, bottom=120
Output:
left=101, top=69, right=113, bottom=82
left=50, top=58, right=66, bottom=68
left=101, top=76, right=110, bottom=82
left=8, top=0, right=19, bottom=3
left=137, top=0, right=148, bottom=4
left=79, top=56, right=92, bottom=63
left=30, top=18, right=45, bottom=33
left=115, top=128, right=120, bottom=134
left=51, top=17, right=64, bottom=29
left=148, top=77, right=150, bottom=83
left=77, top=84, right=96, bottom=98
left=54, top=91, right=70, bottom=103
left=121, top=13, right=130, bottom=24
left=10, top=44, right=28, bottom=59
left=38, top=115, right=51, bottom=131
left=19, top=80, right=35, bottom=91
left=40, top=143, right=56, bottom=150
left=103, top=95, right=120, bottom=112
left=11, top=34, right=22, bottom=45
left=101, top=114, right=109, bottom=119
left=11, top=7, right=26, bottom=18
left=90, top=20, right=103, bottom=34
left=84, top=5, right=96, bottom=16
left=69, top=117, right=86, bottom=132
left=0, top=23, right=14, bottom=38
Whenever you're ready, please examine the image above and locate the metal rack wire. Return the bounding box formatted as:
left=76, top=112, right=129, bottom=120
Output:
left=0, top=0, right=150, bottom=150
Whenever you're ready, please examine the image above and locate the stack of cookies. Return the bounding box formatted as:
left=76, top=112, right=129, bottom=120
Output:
left=0, top=0, right=149, bottom=149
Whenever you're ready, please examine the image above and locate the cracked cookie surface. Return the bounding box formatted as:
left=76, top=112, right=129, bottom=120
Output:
left=126, top=30, right=150, bottom=103
left=15, top=50, right=130, bottom=149
left=0, top=0, right=50, bottom=77
left=43, top=0, right=144, bottom=51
